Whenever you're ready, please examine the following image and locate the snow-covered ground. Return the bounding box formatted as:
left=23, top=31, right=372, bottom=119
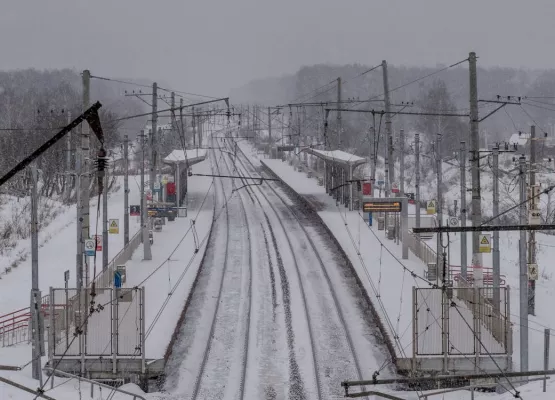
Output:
left=446, top=226, right=555, bottom=371
left=160, top=131, right=395, bottom=400
left=0, top=156, right=216, bottom=399
left=0, top=177, right=143, bottom=315
left=246, top=143, right=555, bottom=399
left=254, top=152, right=426, bottom=360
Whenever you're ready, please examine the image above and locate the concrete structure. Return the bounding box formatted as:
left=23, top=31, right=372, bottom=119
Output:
left=163, top=149, right=207, bottom=207
left=299, top=148, right=366, bottom=211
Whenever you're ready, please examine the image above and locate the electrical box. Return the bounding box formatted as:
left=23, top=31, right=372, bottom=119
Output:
left=116, top=265, right=127, bottom=284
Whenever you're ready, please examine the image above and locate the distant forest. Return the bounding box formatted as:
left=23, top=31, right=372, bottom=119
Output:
left=230, top=63, right=555, bottom=158
left=0, top=69, right=149, bottom=198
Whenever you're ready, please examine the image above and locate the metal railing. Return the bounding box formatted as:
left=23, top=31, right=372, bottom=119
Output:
left=54, top=229, right=143, bottom=346
left=93, top=228, right=143, bottom=288
left=45, top=368, right=146, bottom=400
left=405, top=232, right=444, bottom=268
left=1, top=228, right=143, bottom=349
left=1, top=295, right=52, bottom=348
left=455, top=278, right=511, bottom=352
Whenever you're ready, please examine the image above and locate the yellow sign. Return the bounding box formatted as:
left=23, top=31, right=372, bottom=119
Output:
left=478, top=234, right=491, bottom=253
left=109, top=219, right=119, bottom=234
left=426, top=200, right=436, bottom=215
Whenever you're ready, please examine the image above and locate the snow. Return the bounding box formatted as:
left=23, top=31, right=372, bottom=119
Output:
left=445, top=225, right=555, bottom=372
left=245, top=142, right=555, bottom=399
left=0, top=157, right=215, bottom=398
left=0, top=176, right=143, bottom=315
left=108, top=158, right=214, bottom=359
left=303, top=148, right=366, bottom=165
left=163, top=149, right=207, bottom=164
left=258, top=154, right=424, bottom=359
left=509, top=132, right=530, bottom=147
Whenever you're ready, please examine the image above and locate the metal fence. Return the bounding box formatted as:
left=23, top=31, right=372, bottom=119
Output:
left=49, top=287, right=144, bottom=359
left=406, top=233, right=444, bottom=268
left=1, top=294, right=52, bottom=348
left=414, top=286, right=511, bottom=357
left=455, top=279, right=511, bottom=354
left=93, top=228, right=143, bottom=288
left=1, top=228, right=143, bottom=350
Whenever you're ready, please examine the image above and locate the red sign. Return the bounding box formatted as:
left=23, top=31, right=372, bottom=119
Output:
left=94, top=235, right=102, bottom=251
left=362, top=182, right=372, bottom=195
left=166, top=182, right=176, bottom=196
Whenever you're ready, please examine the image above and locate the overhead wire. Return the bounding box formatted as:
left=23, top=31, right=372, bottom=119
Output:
left=34, top=123, right=236, bottom=396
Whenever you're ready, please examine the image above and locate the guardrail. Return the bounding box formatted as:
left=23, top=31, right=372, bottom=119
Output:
left=455, top=277, right=511, bottom=352
left=405, top=232, right=444, bottom=268
left=93, top=228, right=143, bottom=288
left=51, top=228, right=145, bottom=346
left=1, top=228, right=143, bottom=349
left=0, top=295, right=55, bottom=347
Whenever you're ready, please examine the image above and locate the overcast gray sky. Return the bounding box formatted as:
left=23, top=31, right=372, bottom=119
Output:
left=1, top=0, right=554, bottom=97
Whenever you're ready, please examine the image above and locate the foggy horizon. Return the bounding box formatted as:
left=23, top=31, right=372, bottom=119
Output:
left=1, top=0, right=555, bottom=96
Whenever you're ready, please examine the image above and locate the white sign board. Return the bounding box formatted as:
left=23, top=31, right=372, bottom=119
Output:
left=84, top=239, right=95, bottom=256
left=528, top=263, right=539, bottom=280
left=449, top=217, right=459, bottom=226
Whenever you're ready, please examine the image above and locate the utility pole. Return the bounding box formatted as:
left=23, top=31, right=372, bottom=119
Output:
left=415, top=133, right=421, bottom=234
left=198, top=117, right=203, bottom=148
left=436, top=133, right=443, bottom=279
left=64, top=111, right=72, bottom=203
left=140, top=131, right=151, bottom=260
left=469, top=52, right=482, bottom=268
left=492, top=143, right=500, bottom=316
left=171, top=92, right=176, bottom=148
left=179, top=98, right=185, bottom=145
left=192, top=107, right=196, bottom=148
left=78, top=69, right=91, bottom=290
left=460, top=141, right=468, bottom=279
left=30, top=164, right=42, bottom=381
left=150, top=82, right=157, bottom=196
left=268, top=107, right=272, bottom=144
left=529, top=125, right=537, bottom=315
left=337, top=77, right=342, bottom=148
left=370, top=126, right=376, bottom=187
left=123, top=135, right=129, bottom=246
left=102, top=155, right=108, bottom=271
left=157, top=127, right=163, bottom=202
left=382, top=60, right=394, bottom=191
left=399, top=129, right=405, bottom=196
left=296, top=106, right=301, bottom=147
left=519, top=154, right=528, bottom=373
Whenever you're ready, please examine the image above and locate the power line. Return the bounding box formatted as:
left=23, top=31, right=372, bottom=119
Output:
left=367, top=57, right=469, bottom=102
left=90, top=74, right=220, bottom=100
left=291, top=64, right=382, bottom=105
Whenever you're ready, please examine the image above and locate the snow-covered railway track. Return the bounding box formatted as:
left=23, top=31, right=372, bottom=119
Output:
left=188, top=146, right=253, bottom=400
left=225, top=139, right=367, bottom=400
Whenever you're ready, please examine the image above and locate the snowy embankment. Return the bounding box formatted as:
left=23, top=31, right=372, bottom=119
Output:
left=0, top=176, right=141, bottom=315
left=0, top=158, right=216, bottom=399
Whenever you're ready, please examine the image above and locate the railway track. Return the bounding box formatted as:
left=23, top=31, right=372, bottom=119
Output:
left=188, top=145, right=253, bottom=400
left=220, top=137, right=368, bottom=399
